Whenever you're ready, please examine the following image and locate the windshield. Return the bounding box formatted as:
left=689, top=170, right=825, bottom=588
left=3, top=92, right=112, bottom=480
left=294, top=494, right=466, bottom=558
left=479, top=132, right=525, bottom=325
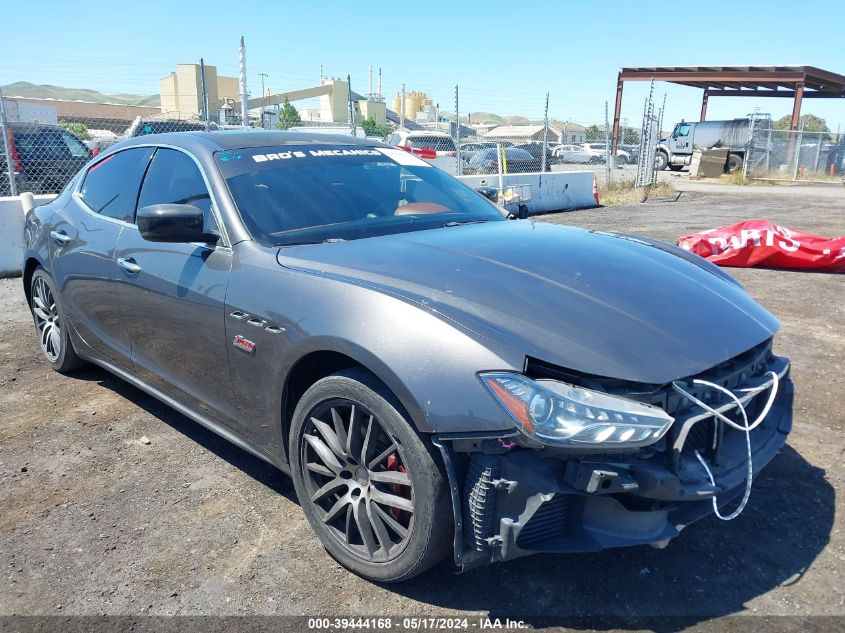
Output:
left=216, top=144, right=504, bottom=246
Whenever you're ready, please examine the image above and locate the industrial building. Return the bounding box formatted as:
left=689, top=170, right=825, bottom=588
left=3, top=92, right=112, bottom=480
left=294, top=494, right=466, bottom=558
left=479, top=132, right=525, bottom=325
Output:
left=159, top=64, right=240, bottom=118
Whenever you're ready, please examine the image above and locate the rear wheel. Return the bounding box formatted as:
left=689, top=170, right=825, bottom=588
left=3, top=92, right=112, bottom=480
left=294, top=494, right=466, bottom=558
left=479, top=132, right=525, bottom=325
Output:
left=726, top=153, right=744, bottom=174
left=668, top=165, right=684, bottom=172
left=289, top=368, right=452, bottom=582
left=29, top=268, right=86, bottom=373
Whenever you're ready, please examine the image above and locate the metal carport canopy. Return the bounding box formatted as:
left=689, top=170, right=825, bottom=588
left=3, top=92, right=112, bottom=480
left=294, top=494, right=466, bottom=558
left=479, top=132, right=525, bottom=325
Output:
left=611, top=65, right=845, bottom=154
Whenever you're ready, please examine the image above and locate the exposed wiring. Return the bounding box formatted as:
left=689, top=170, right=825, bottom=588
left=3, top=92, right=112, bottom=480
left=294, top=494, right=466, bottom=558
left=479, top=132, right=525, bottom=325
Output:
left=672, top=371, right=779, bottom=521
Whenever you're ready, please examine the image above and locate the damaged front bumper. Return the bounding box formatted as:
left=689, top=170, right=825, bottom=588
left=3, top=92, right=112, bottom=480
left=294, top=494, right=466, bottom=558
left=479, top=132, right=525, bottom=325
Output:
left=434, top=355, right=793, bottom=571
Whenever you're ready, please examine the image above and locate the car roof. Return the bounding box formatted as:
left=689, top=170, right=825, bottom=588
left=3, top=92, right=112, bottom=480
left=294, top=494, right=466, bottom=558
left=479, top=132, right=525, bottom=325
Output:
left=7, top=121, right=67, bottom=131
left=399, top=130, right=452, bottom=137
left=116, top=130, right=382, bottom=153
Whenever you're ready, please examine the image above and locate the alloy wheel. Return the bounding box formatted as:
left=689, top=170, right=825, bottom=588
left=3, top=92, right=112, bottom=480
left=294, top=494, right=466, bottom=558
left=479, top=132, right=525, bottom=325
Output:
left=300, top=399, right=414, bottom=563
left=32, top=276, right=62, bottom=362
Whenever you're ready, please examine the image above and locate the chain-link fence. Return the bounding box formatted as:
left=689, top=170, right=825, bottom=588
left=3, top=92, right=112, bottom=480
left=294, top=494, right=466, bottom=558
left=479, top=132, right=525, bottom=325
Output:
left=0, top=89, right=242, bottom=196
left=745, top=120, right=845, bottom=182
left=1, top=76, right=661, bottom=197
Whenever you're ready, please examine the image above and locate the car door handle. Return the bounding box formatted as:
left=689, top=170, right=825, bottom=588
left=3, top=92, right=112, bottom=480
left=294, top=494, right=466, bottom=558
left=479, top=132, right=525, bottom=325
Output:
left=50, top=230, right=72, bottom=245
left=117, top=257, right=142, bottom=274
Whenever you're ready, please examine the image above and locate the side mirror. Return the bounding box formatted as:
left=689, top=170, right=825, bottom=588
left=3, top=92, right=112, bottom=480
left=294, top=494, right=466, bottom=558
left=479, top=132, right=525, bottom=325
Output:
left=476, top=186, right=499, bottom=202
left=136, top=204, right=219, bottom=244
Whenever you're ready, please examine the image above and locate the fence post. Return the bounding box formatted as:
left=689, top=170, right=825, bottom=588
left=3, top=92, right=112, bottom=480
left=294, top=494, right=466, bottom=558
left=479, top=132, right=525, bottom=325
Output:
left=454, top=85, right=462, bottom=176
left=0, top=85, right=17, bottom=196
left=199, top=58, right=210, bottom=132
left=541, top=92, right=549, bottom=174
left=347, top=74, right=356, bottom=136
left=604, top=101, right=611, bottom=183
left=812, top=130, right=823, bottom=174
left=742, top=111, right=755, bottom=180
left=399, top=84, right=406, bottom=130
left=239, top=35, right=249, bottom=128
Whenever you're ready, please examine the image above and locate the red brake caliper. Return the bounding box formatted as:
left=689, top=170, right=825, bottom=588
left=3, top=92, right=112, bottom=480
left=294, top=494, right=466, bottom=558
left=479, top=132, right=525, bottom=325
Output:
left=385, top=454, right=411, bottom=520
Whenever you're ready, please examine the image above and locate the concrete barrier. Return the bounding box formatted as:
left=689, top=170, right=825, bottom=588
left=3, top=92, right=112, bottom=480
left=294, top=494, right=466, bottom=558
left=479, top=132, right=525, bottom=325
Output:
left=457, top=170, right=597, bottom=214
left=0, top=194, right=56, bottom=277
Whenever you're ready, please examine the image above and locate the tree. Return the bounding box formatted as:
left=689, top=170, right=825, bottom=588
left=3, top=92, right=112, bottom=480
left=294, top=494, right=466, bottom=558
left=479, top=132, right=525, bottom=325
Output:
left=618, top=127, right=640, bottom=145
left=275, top=98, right=301, bottom=130
left=585, top=124, right=602, bottom=141
left=772, top=113, right=829, bottom=132
left=58, top=120, right=91, bottom=140
left=361, top=117, right=392, bottom=139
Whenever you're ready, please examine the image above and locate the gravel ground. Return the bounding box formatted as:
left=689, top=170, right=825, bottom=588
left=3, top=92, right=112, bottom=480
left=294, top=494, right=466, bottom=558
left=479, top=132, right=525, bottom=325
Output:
left=0, top=184, right=843, bottom=628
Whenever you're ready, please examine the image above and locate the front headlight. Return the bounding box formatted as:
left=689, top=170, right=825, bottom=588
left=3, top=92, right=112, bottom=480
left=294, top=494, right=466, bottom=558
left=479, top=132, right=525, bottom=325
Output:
left=479, top=372, right=673, bottom=448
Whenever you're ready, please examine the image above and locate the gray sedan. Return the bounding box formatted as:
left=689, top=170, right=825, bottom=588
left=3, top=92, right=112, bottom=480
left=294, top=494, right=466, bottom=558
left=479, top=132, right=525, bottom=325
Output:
left=23, top=131, right=793, bottom=582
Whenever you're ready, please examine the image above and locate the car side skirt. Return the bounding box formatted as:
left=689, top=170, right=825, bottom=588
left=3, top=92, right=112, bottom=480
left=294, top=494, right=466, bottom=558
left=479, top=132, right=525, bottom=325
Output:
left=71, top=327, right=289, bottom=474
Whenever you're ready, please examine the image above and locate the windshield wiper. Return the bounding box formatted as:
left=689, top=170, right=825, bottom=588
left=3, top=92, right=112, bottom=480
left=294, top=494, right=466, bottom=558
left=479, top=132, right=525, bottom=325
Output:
left=440, top=220, right=488, bottom=228
left=274, top=237, right=346, bottom=248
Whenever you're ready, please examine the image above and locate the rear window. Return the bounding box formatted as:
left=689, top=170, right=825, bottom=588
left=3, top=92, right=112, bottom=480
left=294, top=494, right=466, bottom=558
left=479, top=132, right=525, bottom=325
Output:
left=406, top=136, right=456, bottom=152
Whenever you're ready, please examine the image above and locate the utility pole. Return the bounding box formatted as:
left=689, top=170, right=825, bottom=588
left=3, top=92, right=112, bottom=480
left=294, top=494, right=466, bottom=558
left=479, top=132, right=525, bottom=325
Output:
left=239, top=35, right=249, bottom=128
left=378, top=68, right=382, bottom=99
left=258, top=72, right=269, bottom=129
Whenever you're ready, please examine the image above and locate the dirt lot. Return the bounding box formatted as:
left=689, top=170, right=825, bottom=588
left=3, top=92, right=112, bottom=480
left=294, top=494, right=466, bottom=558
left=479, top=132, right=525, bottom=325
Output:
left=1, top=184, right=843, bottom=628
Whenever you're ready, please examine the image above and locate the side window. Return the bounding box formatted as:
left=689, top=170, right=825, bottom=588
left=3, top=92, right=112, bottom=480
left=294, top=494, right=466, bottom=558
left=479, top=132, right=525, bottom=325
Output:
left=137, top=148, right=218, bottom=236
left=80, top=147, right=154, bottom=223
left=676, top=124, right=691, bottom=137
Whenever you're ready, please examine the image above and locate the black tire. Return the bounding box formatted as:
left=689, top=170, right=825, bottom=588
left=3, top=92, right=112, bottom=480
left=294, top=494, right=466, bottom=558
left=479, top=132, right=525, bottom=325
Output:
left=289, top=368, right=452, bottom=582
left=668, top=165, right=684, bottom=172
left=726, top=153, right=744, bottom=174
left=29, top=267, right=87, bottom=373
left=654, top=151, right=669, bottom=171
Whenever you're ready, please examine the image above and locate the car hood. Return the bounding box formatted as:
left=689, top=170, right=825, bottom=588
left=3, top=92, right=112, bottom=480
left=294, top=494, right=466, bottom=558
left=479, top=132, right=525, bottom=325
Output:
left=276, top=221, right=779, bottom=384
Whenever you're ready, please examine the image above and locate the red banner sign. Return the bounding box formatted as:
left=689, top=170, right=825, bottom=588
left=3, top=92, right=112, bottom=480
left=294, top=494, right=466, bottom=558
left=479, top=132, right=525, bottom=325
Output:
left=678, top=219, right=845, bottom=273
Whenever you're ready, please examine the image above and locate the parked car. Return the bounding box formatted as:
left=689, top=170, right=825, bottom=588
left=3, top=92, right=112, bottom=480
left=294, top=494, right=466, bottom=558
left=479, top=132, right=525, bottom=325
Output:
left=386, top=129, right=458, bottom=173
left=459, top=141, right=511, bottom=162
left=23, top=131, right=793, bottom=583
left=619, top=143, right=640, bottom=164
left=125, top=117, right=217, bottom=138
left=466, top=147, right=549, bottom=174
left=552, top=144, right=594, bottom=164
left=1, top=122, right=92, bottom=196
left=582, top=143, right=630, bottom=167
left=513, top=141, right=556, bottom=169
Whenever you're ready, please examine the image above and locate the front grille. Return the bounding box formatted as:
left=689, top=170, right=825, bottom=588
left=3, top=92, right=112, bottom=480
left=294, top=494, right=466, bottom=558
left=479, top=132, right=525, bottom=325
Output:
left=684, top=418, right=716, bottom=454
left=517, top=495, right=568, bottom=547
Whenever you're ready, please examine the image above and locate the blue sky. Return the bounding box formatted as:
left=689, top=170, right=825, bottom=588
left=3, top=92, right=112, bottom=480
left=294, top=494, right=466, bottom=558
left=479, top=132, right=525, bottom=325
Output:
left=3, top=0, right=844, bottom=130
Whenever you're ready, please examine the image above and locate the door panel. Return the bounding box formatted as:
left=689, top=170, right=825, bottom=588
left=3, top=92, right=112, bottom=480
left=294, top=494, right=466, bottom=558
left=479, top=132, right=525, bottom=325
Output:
left=49, top=199, right=130, bottom=365
left=115, top=231, right=236, bottom=425
left=116, top=147, right=236, bottom=427
left=49, top=146, right=154, bottom=366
